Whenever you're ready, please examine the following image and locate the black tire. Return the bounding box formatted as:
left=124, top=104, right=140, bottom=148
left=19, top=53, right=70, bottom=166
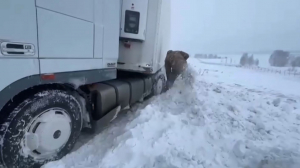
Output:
left=0, top=90, right=82, bottom=168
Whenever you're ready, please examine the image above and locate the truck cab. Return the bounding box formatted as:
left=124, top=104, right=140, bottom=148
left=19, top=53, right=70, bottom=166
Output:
left=0, top=0, right=170, bottom=167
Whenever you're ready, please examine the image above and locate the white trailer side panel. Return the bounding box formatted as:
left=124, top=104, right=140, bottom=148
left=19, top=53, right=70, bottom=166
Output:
left=118, top=0, right=160, bottom=72
left=117, top=0, right=171, bottom=74
left=120, top=0, right=149, bottom=41
left=153, top=0, right=171, bottom=72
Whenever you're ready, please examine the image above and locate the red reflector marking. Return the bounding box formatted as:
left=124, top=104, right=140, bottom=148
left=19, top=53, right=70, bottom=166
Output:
left=124, top=43, right=131, bottom=48
left=41, top=74, right=55, bottom=80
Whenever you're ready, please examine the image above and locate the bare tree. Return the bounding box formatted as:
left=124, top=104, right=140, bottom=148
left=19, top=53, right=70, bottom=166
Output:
left=269, top=50, right=289, bottom=67
left=240, top=53, right=248, bottom=66
left=248, top=55, right=254, bottom=65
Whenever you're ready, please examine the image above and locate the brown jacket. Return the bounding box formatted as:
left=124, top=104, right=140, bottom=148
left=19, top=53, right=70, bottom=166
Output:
left=165, top=50, right=189, bottom=88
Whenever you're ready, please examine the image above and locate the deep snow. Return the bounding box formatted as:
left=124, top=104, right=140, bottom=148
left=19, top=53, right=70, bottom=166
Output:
left=44, top=58, right=300, bottom=168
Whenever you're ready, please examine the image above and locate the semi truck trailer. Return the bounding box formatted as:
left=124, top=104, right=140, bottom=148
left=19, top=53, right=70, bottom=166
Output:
left=0, top=0, right=171, bottom=167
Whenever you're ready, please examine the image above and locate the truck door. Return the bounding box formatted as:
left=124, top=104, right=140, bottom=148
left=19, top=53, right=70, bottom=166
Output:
left=36, top=0, right=103, bottom=74
left=0, top=0, right=38, bottom=58
left=0, top=0, right=40, bottom=92
left=36, top=0, right=94, bottom=59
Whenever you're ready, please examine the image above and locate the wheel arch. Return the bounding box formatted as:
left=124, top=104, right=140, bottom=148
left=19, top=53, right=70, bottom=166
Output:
left=0, top=68, right=117, bottom=122
left=0, top=82, right=83, bottom=125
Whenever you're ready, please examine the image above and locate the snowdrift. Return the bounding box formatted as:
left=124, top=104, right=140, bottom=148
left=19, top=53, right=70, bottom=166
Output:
left=44, top=58, right=300, bottom=168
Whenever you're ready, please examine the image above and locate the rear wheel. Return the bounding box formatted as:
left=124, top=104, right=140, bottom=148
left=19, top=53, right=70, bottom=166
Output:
left=152, top=71, right=167, bottom=95
left=0, top=90, right=82, bottom=168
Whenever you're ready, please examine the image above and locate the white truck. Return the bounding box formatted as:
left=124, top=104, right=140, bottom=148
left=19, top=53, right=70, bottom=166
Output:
left=0, top=0, right=171, bottom=167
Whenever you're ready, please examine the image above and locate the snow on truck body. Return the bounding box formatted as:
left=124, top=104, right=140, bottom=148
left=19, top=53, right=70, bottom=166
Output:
left=0, top=0, right=171, bottom=167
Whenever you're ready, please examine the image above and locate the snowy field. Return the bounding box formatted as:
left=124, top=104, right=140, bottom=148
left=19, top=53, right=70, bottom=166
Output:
left=198, top=54, right=271, bottom=67
left=44, top=58, right=300, bottom=168
left=216, top=54, right=272, bottom=67
left=200, top=53, right=300, bottom=71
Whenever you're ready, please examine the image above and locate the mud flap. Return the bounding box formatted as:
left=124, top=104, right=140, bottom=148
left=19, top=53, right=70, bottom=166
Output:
left=94, top=105, right=121, bottom=131
left=82, top=105, right=121, bottom=134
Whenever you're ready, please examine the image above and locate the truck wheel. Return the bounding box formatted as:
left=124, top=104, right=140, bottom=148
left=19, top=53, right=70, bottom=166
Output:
left=153, top=73, right=166, bottom=95
left=0, top=90, right=82, bottom=168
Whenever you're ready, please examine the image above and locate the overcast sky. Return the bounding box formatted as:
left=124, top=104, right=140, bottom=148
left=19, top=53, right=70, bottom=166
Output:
left=170, top=0, right=300, bottom=55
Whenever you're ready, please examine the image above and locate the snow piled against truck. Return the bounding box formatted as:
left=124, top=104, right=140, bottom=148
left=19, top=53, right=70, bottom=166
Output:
left=44, top=58, right=300, bottom=168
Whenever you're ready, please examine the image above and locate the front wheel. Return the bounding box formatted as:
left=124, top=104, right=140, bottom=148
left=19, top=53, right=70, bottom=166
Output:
left=0, top=90, right=82, bottom=168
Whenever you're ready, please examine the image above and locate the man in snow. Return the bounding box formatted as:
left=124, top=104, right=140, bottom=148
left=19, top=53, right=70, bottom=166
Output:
left=165, top=50, right=190, bottom=89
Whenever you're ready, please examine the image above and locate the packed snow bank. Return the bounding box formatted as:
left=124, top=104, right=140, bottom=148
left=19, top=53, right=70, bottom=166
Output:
left=44, top=58, right=300, bottom=168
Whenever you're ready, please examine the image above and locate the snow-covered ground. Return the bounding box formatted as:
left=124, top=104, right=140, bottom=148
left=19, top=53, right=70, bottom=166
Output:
left=200, top=53, right=299, bottom=72
left=198, top=54, right=271, bottom=67
left=217, top=54, right=271, bottom=67
left=44, top=58, right=300, bottom=168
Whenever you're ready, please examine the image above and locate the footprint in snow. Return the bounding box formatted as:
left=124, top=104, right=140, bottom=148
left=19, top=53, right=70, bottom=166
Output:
left=213, top=88, right=222, bottom=93
left=272, top=98, right=281, bottom=107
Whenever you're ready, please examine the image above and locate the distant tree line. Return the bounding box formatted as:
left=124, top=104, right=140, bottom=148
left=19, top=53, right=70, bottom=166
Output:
left=195, top=54, right=221, bottom=59
left=240, top=53, right=259, bottom=66
left=269, top=50, right=300, bottom=67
